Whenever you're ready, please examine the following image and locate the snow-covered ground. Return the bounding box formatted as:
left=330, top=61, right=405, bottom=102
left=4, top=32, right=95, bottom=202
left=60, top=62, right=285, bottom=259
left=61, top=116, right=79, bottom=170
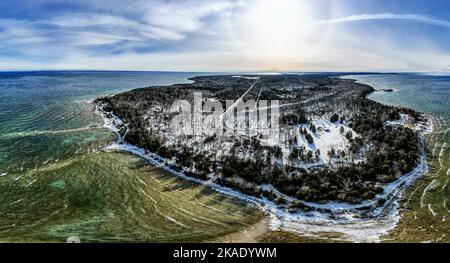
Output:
left=385, top=114, right=407, bottom=126
left=232, top=75, right=260, bottom=80
left=297, top=119, right=357, bottom=163
left=95, top=103, right=433, bottom=242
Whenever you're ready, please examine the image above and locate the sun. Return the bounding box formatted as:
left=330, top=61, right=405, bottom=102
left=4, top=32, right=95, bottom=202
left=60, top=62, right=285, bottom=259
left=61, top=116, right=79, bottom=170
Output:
left=234, top=0, right=315, bottom=61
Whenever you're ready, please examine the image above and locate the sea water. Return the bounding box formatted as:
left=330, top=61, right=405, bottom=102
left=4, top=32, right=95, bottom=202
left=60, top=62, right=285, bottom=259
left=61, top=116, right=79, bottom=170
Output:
left=0, top=71, right=261, bottom=242
left=1, top=71, right=449, bottom=242
left=347, top=73, right=450, bottom=242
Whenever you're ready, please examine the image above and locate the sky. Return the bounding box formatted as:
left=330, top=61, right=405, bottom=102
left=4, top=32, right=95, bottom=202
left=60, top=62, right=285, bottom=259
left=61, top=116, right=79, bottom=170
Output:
left=0, top=0, right=449, bottom=72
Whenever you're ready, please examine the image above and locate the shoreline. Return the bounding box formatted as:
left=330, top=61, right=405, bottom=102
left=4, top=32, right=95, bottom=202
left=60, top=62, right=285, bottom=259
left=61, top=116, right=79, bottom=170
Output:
left=93, top=80, right=433, bottom=242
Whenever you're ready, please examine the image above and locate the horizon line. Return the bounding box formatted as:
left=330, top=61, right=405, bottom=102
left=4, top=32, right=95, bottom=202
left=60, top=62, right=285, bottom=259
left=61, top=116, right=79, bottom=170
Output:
left=0, top=69, right=434, bottom=74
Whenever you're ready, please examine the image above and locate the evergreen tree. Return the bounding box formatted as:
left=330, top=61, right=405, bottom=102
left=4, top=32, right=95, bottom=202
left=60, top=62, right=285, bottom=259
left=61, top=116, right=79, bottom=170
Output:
left=330, top=113, right=339, bottom=123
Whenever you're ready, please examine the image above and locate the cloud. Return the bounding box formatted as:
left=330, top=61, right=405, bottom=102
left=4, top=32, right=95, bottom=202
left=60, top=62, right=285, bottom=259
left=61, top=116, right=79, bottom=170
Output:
left=0, top=19, right=49, bottom=46
left=1, top=1, right=450, bottom=71
left=20, top=1, right=244, bottom=51
left=142, top=0, right=243, bottom=33
left=0, top=0, right=246, bottom=68
left=38, top=13, right=185, bottom=42
left=54, top=0, right=244, bottom=40
left=316, top=13, right=450, bottom=28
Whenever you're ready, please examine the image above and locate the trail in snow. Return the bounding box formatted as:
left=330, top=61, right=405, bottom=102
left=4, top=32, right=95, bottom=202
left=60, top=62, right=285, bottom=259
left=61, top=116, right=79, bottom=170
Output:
left=247, top=100, right=318, bottom=113
left=94, top=103, right=432, bottom=242
left=219, top=78, right=260, bottom=132
left=106, top=138, right=428, bottom=242
left=256, top=85, right=264, bottom=104
left=221, top=78, right=259, bottom=120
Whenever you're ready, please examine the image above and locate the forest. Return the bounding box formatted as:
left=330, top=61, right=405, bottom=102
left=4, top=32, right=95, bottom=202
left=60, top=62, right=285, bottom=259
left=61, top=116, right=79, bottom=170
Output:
left=95, top=74, right=423, bottom=204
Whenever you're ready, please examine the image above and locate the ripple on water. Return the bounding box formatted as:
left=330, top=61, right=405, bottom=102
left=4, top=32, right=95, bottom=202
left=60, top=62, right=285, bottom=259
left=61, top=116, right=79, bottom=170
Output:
left=0, top=152, right=262, bottom=242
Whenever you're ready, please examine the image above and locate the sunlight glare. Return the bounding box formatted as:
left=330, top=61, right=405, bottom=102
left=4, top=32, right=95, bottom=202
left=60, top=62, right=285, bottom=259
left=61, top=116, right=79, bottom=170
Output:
left=241, top=0, right=314, bottom=58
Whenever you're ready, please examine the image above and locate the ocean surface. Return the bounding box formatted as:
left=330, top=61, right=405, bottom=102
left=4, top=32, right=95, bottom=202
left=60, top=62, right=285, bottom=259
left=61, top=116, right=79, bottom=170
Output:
left=347, top=73, right=450, bottom=242
left=0, top=71, right=261, bottom=242
left=0, top=71, right=449, bottom=242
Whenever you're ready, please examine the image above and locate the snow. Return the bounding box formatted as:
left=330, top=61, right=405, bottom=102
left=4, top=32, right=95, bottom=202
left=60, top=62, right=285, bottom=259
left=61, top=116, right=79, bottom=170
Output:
left=105, top=139, right=400, bottom=242
left=232, top=75, right=260, bottom=80
left=94, top=101, right=434, bottom=242
left=387, top=113, right=433, bottom=136
left=385, top=114, right=406, bottom=126
left=297, top=119, right=356, bottom=163
left=418, top=116, right=434, bottom=135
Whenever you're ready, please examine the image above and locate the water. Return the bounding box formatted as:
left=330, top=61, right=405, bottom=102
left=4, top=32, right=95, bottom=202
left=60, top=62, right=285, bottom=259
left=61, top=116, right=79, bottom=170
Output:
left=0, top=71, right=198, bottom=171
left=1, top=71, right=449, bottom=242
left=265, top=74, right=450, bottom=242
left=0, top=71, right=261, bottom=242
left=347, top=73, right=450, bottom=242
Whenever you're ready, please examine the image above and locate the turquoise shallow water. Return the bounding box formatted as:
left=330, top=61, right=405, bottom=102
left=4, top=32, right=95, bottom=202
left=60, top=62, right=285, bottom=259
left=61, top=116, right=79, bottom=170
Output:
left=0, top=71, right=264, bottom=243
left=348, top=73, right=450, bottom=120
left=1, top=71, right=449, bottom=242
left=0, top=71, right=196, bottom=172
left=346, top=73, right=450, bottom=241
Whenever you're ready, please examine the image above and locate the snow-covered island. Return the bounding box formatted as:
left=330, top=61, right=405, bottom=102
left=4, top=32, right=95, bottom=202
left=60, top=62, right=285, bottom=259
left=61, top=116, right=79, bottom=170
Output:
left=94, top=74, right=430, bottom=214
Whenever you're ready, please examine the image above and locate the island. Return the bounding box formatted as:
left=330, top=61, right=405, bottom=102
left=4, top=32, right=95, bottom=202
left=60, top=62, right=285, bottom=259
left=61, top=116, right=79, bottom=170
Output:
left=94, top=74, right=430, bottom=214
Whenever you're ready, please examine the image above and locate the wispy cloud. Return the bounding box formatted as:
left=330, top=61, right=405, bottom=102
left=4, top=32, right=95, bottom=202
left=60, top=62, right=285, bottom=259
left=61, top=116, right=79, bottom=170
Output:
left=0, top=1, right=450, bottom=71
left=22, top=0, right=244, bottom=51
left=143, top=0, right=243, bottom=33
left=38, top=13, right=186, bottom=42
left=0, top=19, right=49, bottom=46
left=316, top=13, right=450, bottom=28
